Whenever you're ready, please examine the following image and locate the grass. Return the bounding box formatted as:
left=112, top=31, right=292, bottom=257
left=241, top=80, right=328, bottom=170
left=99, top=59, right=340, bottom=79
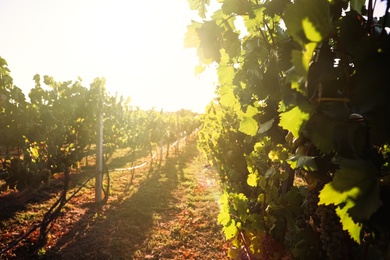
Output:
left=0, top=137, right=228, bottom=259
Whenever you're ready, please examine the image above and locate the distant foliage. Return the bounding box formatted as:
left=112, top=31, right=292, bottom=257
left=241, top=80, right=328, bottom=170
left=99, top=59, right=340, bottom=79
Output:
left=0, top=60, right=200, bottom=191
left=187, top=0, right=390, bottom=258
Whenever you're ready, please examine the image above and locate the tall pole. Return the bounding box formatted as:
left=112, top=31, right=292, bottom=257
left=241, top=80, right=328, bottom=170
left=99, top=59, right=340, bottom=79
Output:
left=95, top=112, right=103, bottom=202
left=95, top=79, right=104, bottom=203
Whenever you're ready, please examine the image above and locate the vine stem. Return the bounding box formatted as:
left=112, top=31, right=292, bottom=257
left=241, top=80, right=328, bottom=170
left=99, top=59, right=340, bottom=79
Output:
left=312, top=97, right=350, bottom=102
left=239, top=230, right=254, bottom=260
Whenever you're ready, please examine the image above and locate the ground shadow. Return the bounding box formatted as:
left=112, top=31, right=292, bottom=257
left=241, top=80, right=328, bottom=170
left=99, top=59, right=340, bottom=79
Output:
left=0, top=173, right=92, bottom=221
left=41, top=142, right=197, bottom=259
left=0, top=146, right=153, bottom=222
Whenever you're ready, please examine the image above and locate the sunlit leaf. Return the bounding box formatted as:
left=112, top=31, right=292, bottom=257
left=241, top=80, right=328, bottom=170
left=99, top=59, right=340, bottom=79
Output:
left=335, top=202, right=363, bottom=244
left=319, top=159, right=382, bottom=243
left=284, top=0, right=332, bottom=45
left=290, top=41, right=317, bottom=80
left=244, top=7, right=265, bottom=34
left=223, top=220, right=239, bottom=240
left=279, top=106, right=310, bottom=138
left=247, top=172, right=259, bottom=187
left=239, top=117, right=258, bottom=136
left=245, top=105, right=258, bottom=117
left=194, top=64, right=206, bottom=76
left=188, top=0, right=211, bottom=18
left=232, top=193, right=249, bottom=219
left=196, top=20, right=224, bottom=62
left=184, top=21, right=201, bottom=48
left=302, top=17, right=322, bottom=42
left=217, top=65, right=235, bottom=85
left=218, top=85, right=239, bottom=109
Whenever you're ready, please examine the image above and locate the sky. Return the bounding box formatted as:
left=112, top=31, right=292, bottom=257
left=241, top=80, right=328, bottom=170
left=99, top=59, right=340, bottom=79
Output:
left=0, top=0, right=218, bottom=113
left=1, top=1, right=387, bottom=113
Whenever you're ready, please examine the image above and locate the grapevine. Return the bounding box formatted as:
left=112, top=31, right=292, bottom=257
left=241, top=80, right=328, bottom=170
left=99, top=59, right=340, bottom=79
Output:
left=187, top=0, right=390, bottom=258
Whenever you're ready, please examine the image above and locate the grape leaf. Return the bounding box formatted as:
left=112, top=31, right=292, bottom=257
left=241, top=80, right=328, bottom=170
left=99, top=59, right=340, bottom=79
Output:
left=305, top=113, right=337, bottom=154
left=287, top=154, right=318, bottom=171
left=244, top=104, right=258, bottom=117
left=217, top=64, right=235, bottom=85
left=258, top=118, right=274, bottom=134
left=218, top=85, right=239, bottom=109
left=279, top=106, right=310, bottom=138
left=284, top=0, right=332, bottom=45
left=319, top=159, right=382, bottom=243
left=302, top=17, right=322, bottom=42
left=222, top=0, right=252, bottom=15
left=247, top=171, right=259, bottom=187
left=239, top=117, right=258, bottom=136
left=244, top=7, right=265, bottom=34
left=223, top=29, right=241, bottom=59
left=335, top=201, right=363, bottom=243
left=194, top=64, right=206, bottom=76
left=218, top=208, right=231, bottom=226
left=184, top=21, right=201, bottom=48
left=222, top=0, right=241, bottom=15
left=289, top=41, right=317, bottom=84
left=238, top=105, right=258, bottom=136
left=196, top=21, right=223, bottom=62
left=188, top=0, right=211, bottom=18
left=232, top=193, right=249, bottom=221
left=223, top=220, right=239, bottom=240
left=218, top=192, right=231, bottom=226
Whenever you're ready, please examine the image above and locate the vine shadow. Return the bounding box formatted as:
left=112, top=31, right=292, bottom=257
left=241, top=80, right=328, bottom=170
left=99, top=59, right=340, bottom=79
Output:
left=42, top=143, right=196, bottom=259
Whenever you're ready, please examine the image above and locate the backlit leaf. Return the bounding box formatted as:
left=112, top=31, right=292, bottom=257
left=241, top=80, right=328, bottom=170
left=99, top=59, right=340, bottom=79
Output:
left=239, top=117, right=258, bottom=136
left=217, top=65, right=235, bottom=85
left=223, top=220, right=239, bottom=240
left=335, top=201, right=363, bottom=244
left=319, top=159, right=382, bottom=243
left=188, top=0, right=211, bottom=18
left=279, top=106, right=310, bottom=138
left=184, top=21, right=201, bottom=48
left=302, top=17, right=322, bottom=42
left=284, top=0, right=332, bottom=45
left=223, top=29, right=241, bottom=59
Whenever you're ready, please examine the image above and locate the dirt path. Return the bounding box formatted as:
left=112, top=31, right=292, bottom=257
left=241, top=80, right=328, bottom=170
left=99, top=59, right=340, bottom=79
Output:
left=1, top=139, right=228, bottom=259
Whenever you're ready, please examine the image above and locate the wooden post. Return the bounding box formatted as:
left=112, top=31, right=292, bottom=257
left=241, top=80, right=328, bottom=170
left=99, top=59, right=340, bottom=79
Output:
left=95, top=78, right=105, bottom=203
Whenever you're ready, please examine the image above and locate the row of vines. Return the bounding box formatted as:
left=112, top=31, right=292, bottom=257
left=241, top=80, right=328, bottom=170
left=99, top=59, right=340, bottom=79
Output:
left=0, top=57, right=199, bottom=192
left=186, top=0, right=390, bottom=259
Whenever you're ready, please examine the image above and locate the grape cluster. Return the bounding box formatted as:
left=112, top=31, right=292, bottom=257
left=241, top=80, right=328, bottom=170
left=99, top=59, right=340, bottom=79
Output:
left=306, top=184, right=321, bottom=225
left=296, top=213, right=309, bottom=229
left=261, top=234, right=283, bottom=260
left=316, top=204, right=344, bottom=260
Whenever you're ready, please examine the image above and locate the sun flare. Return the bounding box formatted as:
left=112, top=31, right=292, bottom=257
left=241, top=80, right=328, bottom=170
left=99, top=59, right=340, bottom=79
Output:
left=0, top=0, right=217, bottom=112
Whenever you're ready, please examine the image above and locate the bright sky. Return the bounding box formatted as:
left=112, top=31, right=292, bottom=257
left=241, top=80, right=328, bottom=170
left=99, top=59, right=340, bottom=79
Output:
left=0, top=0, right=217, bottom=113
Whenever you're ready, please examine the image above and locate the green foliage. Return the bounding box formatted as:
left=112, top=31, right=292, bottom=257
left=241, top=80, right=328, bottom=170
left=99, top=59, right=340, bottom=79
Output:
left=187, top=0, right=390, bottom=257
left=0, top=59, right=200, bottom=190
